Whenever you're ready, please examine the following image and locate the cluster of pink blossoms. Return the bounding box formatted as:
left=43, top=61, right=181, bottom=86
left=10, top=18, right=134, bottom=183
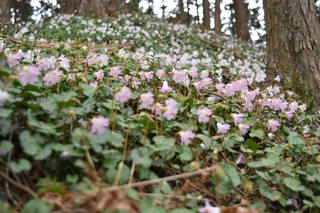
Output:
left=114, top=86, right=132, bottom=103
left=91, top=116, right=109, bottom=135
left=216, top=78, right=248, bottom=97
left=152, top=98, right=178, bottom=121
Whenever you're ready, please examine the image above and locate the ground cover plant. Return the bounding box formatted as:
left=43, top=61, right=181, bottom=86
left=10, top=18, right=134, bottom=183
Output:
left=1, top=13, right=320, bottom=213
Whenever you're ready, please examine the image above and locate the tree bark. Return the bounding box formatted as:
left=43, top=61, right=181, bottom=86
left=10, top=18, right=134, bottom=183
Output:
left=234, top=0, right=251, bottom=42
left=263, top=0, right=320, bottom=106
left=214, top=0, right=221, bottom=35
left=1, top=0, right=11, bottom=28
left=178, top=0, right=186, bottom=24
left=78, top=0, right=107, bottom=19
left=203, top=0, right=211, bottom=29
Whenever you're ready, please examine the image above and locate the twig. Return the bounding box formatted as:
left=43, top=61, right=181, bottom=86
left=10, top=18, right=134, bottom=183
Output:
left=0, top=170, right=39, bottom=199
left=90, top=166, right=217, bottom=195
left=1, top=35, right=27, bottom=45
left=190, top=33, right=224, bottom=50
left=207, top=91, right=242, bottom=109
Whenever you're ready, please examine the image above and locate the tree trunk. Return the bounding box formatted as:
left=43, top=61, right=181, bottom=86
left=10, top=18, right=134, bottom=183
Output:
left=178, top=0, right=186, bottom=24
left=78, top=0, right=107, bottom=19
left=263, top=0, right=320, bottom=106
left=1, top=0, right=11, bottom=28
left=203, top=0, right=210, bottom=29
left=214, top=0, right=221, bottom=35
left=234, top=0, right=251, bottom=42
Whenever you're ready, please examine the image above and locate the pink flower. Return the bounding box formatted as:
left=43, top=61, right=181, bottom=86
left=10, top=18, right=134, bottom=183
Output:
left=140, top=92, right=154, bottom=108
left=242, top=101, right=254, bottom=112
left=36, top=57, right=50, bottom=71
left=173, top=69, right=187, bottom=83
left=7, top=52, right=24, bottom=68
left=188, top=66, right=198, bottom=78
left=232, top=113, right=245, bottom=125
left=152, top=103, right=164, bottom=116
left=18, top=65, right=41, bottom=86
left=245, top=89, right=259, bottom=102
left=179, top=130, right=195, bottom=145
left=97, top=54, right=109, bottom=67
left=87, top=54, right=99, bottom=65
left=198, top=199, right=220, bottom=213
left=163, top=99, right=178, bottom=120
left=94, top=69, right=104, bottom=80
left=194, top=77, right=212, bottom=91
left=159, top=81, right=173, bottom=93
left=0, top=90, right=9, bottom=106
left=43, top=68, right=64, bottom=86
left=267, top=119, right=281, bottom=132
left=59, top=55, right=70, bottom=71
left=109, top=66, right=122, bottom=78
left=216, top=83, right=225, bottom=94
left=224, top=82, right=238, bottom=96
left=91, top=116, right=109, bottom=135
left=285, top=110, right=294, bottom=120
left=197, top=108, right=212, bottom=123
left=114, top=86, right=132, bottom=103
left=238, top=124, right=250, bottom=135
left=217, top=123, right=231, bottom=134
left=156, top=69, right=166, bottom=79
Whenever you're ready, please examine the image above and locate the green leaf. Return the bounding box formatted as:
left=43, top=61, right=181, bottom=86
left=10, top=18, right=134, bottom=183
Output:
left=66, top=174, right=79, bottom=183
left=287, top=135, right=305, bottom=146
left=10, top=159, right=31, bottom=173
left=0, top=140, right=13, bottom=152
left=178, top=145, right=193, bottom=161
left=48, top=91, right=77, bottom=105
left=22, top=199, right=53, bottom=213
left=140, top=197, right=166, bottom=213
left=82, top=84, right=98, bottom=98
left=106, top=163, right=130, bottom=185
left=283, top=177, right=305, bottom=191
left=196, top=134, right=219, bottom=149
left=131, top=148, right=152, bottom=167
left=249, top=127, right=265, bottom=139
left=34, top=145, right=52, bottom=160
left=0, top=108, right=13, bottom=118
left=28, top=114, right=62, bottom=134
left=107, top=132, right=124, bottom=147
left=19, top=130, right=43, bottom=156
left=313, top=196, right=320, bottom=208
left=246, top=139, right=258, bottom=152
left=221, top=163, right=240, bottom=187
left=153, top=135, right=175, bottom=150
left=38, top=98, right=58, bottom=117
left=257, top=179, right=281, bottom=201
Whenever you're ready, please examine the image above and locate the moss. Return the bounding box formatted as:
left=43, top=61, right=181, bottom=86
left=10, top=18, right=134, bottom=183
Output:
left=279, top=63, right=314, bottom=106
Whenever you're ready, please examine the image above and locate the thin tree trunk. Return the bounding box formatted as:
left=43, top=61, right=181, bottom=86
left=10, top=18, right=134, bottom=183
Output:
left=203, top=0, right=210, bottom=29
left=263, top=0, right=320, bottom=106
left=1, top=0, right=11, bottom=28
left=214, top=0, right=221, bottom=34
left=234, top=0, right=251, bottom=41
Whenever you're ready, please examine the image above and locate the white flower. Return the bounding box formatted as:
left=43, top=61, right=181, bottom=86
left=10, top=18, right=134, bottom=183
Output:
left=0, top=90, right=9, bottom=106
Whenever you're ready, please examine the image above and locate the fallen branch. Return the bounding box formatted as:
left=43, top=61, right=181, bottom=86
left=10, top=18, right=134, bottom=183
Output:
left=90, top=165, right=218, bottom=195
left=93, top=42, right=135, bottom=52
left=0, top=170, right=38, bottom=199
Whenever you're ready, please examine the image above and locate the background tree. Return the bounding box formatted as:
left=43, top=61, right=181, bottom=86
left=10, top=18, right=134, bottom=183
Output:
left=178, top=0, right=186, bottom=23
left=78, top=0, right=107, bottom=19
left=214, top=0, right=222, bottom=35
left=263, top=0, right=320, bottom=106
left=1, top=0, right=12, bottom=28
left=203, top=0, right=210, bottom=29
left=234, top=0, right=251, bottom=41
left=59, top=0, right=80, bottom=14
